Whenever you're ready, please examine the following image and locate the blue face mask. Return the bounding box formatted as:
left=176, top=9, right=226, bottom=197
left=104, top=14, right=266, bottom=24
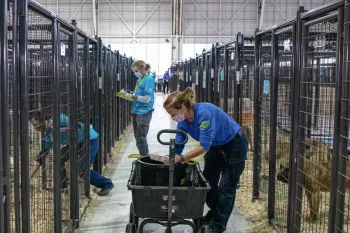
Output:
left=134, top=72, right=142, bottom=79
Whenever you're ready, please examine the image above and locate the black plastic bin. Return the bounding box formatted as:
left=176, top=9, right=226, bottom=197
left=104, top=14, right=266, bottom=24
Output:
left=137, top=156, right=187, bottom=186
left=128, top=160, right=211, bottom=219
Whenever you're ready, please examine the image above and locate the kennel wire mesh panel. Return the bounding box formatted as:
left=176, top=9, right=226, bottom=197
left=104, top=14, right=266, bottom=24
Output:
left=108, top=49, right=113, bottom=159
left=120, top=55, right=125, bottom=133
left=292, top=9, right=339, bottom=233
left=7, top=2, right=21, bottom=232
left=76, top=33, right=90, bottom=215
left=195, top=55, right=202, bottom=102
left=1, top=1, right=11, bottom=233
left=178, top=62, right=184, bottom=91
left=169, top=64, right=178, bottom=93
left=190, top=58, right=196, bottom=95
left=273, top=25, right=295, bottom=232
left=241, top=40, right=255, bottom=127
left=116, top=52, right=121, bottom=139
left=255, top=32, right=272, bottom=204
left=111, top=51, right=117, bottom=144
left=128, top=57, right=133, bottom=124
left=207, top=52, right=212, bottom=102
left=59, top=23, right=75, bottom=230
left=335, top=2, right=350, bottom=231
left=227, top=44, right=236, bottom=119
left=100, top=46, right=107, bottom=164
left=104, top=48, right=112, bottom=163
left=213, top=45, right=220, bottom=107
left=27, top=7, right=56, bottom=232
left=122, top=55, right=128, bottom=132
left=183, top=60, right=188, bottom=90
left=89, top=41, right=97, bottom=127
left=201, top=53, right=209, bottom=103
left=237, top=40, right=255, bottom=188
left=217, top=46, right=225, bottom=110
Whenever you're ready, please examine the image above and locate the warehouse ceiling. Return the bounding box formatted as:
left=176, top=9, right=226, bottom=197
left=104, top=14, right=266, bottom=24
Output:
left=36, top=0, right=332, bottom=45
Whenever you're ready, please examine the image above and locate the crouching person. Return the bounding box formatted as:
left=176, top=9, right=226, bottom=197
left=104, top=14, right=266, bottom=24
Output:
left=30, top=112, right=114, bottom=196
left=78, top=126, right=114, bottom=196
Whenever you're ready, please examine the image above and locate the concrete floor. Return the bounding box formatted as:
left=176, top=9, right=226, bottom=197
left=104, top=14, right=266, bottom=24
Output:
left=78, top=93, right=248, bottom=233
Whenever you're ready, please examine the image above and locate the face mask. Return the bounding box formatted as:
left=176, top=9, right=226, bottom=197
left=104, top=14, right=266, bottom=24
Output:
left=171, top=110, right=185, bottom=122
left=134, top=71, right=142, bottom=79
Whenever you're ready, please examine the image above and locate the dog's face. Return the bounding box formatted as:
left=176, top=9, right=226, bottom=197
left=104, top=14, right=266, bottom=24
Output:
left=277, top=164, right=289, bottom=184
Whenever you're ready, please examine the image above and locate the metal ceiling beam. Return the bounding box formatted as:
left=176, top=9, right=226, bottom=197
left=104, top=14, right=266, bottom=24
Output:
left=105, top=0, right=134, bottom=36
left=101, top=35, right=236, bottom=38
left=191, top=0, right=220, bottom=34
left=69, top=0, right=87, bottom=20
left=135, top=0, right=164, bottom=35
left=220, top=0, right=251, bottom=34
left=269, top=0, right=287, bottom=20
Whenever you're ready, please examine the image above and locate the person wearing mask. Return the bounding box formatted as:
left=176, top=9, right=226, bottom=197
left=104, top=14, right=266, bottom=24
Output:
left=30, top=112, right=114, bottom=196
left=122, top=60, right=155, bottom=156
left=163, top=87, right=248, bottom=233
left=163, top=71, right=170, bottom=94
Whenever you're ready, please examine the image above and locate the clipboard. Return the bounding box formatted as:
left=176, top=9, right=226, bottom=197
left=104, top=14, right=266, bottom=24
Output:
left=115, top=91, right=135, bottom=102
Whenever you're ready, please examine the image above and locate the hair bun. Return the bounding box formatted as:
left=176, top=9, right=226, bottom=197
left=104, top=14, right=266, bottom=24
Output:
left=184, top=87, right=194, bottom=99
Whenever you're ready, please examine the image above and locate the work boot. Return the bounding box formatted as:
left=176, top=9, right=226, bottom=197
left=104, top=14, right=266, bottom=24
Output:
left=97, top=184, right=114, bottom=196
left=209, top=228, right=222, bottom=233
left=202, top=210, right=212, bottom=225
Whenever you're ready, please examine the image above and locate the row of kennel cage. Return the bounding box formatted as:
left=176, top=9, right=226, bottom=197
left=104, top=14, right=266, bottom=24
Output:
left=253, top=1, right=350, bottom=232
left=91, top=40, right=135, bottom=174
left=1, top=1, right=135, bottom=233
left=169, top=64, right=179, bottom=93
left=169, top=62, right=192, bottom=93
left=169, top=33, right=255, bottom=187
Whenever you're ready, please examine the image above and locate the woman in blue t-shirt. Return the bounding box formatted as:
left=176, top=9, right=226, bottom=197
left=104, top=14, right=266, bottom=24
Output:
left=163, top=87, right=248, bottom=233
left=123, top=60, right=155, bottom=156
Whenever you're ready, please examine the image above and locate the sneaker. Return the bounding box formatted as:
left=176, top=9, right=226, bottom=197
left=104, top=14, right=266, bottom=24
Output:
left=97, top=184, right=114, bottom=196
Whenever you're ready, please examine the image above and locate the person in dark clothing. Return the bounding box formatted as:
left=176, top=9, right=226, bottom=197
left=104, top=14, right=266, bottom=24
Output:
left=163, top=71, right=170, bottom=94
left=163, top=87, right=248, bottom=233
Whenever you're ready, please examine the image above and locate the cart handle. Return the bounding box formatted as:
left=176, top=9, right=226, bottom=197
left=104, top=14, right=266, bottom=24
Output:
left=157, top=129, right=188, bottom=146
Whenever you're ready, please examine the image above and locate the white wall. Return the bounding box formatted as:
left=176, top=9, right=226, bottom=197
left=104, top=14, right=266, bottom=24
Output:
left=111, top=43, right=171, bottom=76
left=182, top=44, right=212, bottom=61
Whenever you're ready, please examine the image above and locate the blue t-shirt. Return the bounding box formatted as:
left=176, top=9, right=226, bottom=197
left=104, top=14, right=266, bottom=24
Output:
left=175, top=103, right=241, bottom=154
left=163, top=73, right=170, bottom=81
left=44, top=113, right=98, bottom=149
left=132, top=74, right=155, bottom=115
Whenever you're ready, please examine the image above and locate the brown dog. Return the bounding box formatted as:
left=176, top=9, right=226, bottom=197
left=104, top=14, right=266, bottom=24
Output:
left=241, top=124, right=254, bottom=152
left=265, top=137, right=331, bottom=163
left=277, top=139, right=336, bottom=221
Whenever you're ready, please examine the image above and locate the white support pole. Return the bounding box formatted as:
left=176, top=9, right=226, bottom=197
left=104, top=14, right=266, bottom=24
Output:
left=259, top=0, right=266, bottom=30
left=93, top=0, right=97, bottom=36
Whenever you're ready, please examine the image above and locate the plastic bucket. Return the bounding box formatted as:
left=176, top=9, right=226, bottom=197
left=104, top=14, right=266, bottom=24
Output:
left=137, top=156, right=187, bottom=186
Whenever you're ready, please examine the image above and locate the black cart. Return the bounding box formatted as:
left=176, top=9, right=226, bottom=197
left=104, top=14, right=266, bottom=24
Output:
left=125, top=129, right=211, bottom=233
left=156, top=78, right=164, bottom=92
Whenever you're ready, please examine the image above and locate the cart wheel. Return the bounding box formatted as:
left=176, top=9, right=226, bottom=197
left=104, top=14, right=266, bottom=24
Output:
left=200, top=225, right=210, bottom=233
left=129, top=203, right=139, bottom=228
left=125, top=223, right=136, bottom=233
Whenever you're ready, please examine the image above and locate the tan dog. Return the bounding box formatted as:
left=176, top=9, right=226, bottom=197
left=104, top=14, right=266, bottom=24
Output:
left=277, top=139, right=335, bottom=221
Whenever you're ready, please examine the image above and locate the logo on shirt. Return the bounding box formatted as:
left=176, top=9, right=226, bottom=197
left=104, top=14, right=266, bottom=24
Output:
left=200, top=120, right=210, bottom=129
